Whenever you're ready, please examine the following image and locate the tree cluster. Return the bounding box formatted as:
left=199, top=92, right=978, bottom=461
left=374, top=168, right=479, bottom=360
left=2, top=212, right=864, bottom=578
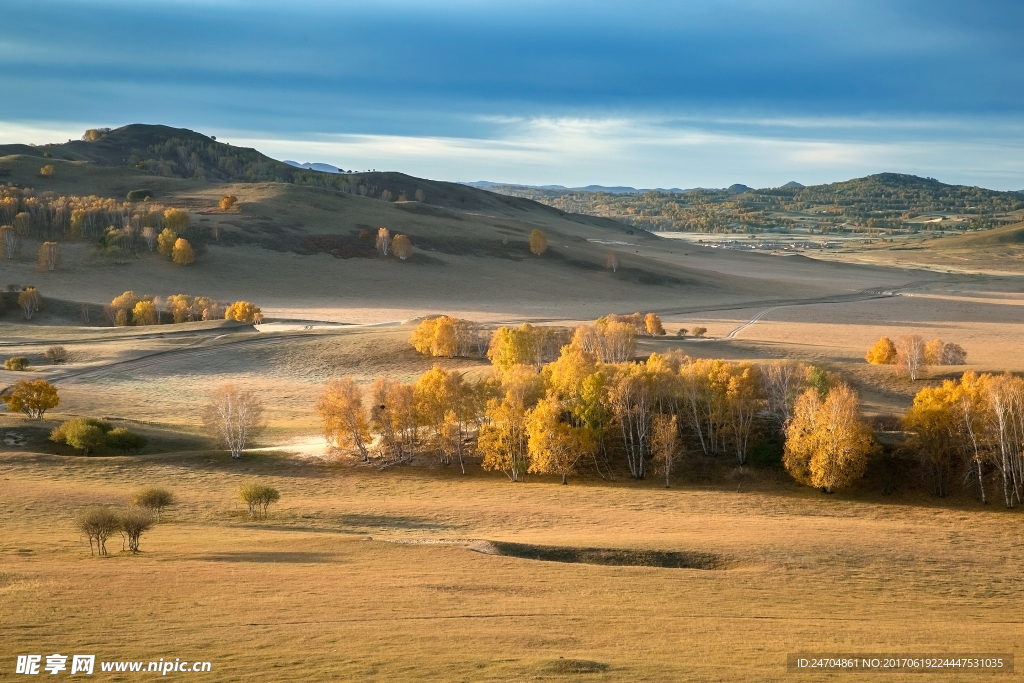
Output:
left=409, top=316, right=491, bottom=359
left=866, top=335, right=967, bottom=380
left=77, top=505, right=154, bottom=555
left=904, top=372, right=1024, bottom=507
left=50, top=418, right=148, bottom=455
left=238, top=482, right=280, bottom=519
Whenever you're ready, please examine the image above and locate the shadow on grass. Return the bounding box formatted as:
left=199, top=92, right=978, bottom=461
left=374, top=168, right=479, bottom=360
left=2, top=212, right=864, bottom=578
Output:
left=340, top=513, right=459, bottom=531
left=196, top=551, right=337, bottom=563
left=487, top=541, right=729, bottom=570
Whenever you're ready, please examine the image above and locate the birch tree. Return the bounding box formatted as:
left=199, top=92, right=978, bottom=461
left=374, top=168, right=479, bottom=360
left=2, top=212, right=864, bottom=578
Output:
left=203, top=384, right=265, bottom=459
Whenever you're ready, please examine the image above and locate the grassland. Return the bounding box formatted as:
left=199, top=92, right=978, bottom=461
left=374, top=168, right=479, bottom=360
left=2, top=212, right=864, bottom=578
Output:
left=1, top=125, right=1023, bottom=680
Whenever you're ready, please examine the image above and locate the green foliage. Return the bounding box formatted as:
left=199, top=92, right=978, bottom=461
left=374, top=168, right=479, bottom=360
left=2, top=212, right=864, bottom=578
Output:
left=50, top=418, right=112, bottom=455
left=106, top=428, right=148, bottom=454
left=4, top=356, right=28, bottom=371
left=748, top=438, right=783, bottom=468
left=126, top=189, right=153, bottom=202
left=238, top=482, right=280, bottom=519
left=131, top=487, right=175, bottom=521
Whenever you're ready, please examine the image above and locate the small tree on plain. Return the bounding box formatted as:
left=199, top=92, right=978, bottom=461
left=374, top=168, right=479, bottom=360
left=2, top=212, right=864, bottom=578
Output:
left=171, top=238, right=195, bottom=265
left=529, top=229, right=548, bottom=255
left=106, top=428, right=148, bottom=454
left=392, top=234, right=412, bottom=260
left=203, top=384, right=265, bottom=458
left=691, top=326, right=707, bottom=338
left=118, top=507, right=154, bottom=553
left=644, top=312, right=666, bottom=336
left=865, top=336, right=897, bottom=365
left=18, top=287, right=41, bottom=319
left=2, top=379, right=59, bottom=418
left=225, top=301, right=262, bottom=323
left=895, top=335, right=926, bottom=381
left=219, top=195, right=238, bottom=210
left=37, top=242, right=61, bottom=271
left=44, top=346, right=68, bottom=364
left=50, top=418, right=112, bottom=455
left=317, top=377, right=371, bottom=460
left=131, top=487, right=175, bottom=521
left=238, top=482, right=280, bottom=519
left=77, top=506, right=121, bottom=556
left=39, top=165, right=55, bottom=178
left=676, top=328, right=688, bottom=338
left=376, top=227, right=391, bottom=256
left=4, top=356, right=28, bottom=371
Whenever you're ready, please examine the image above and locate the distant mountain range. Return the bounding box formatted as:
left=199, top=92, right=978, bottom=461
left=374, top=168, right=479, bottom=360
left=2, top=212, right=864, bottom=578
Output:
left=464, top=181, right=803, bottom=194
left=283, top=160, right=345, bottom=174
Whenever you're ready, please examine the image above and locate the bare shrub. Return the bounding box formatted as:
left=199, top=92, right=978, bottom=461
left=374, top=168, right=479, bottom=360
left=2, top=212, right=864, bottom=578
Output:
left=77, top=506, right=120, bottom=556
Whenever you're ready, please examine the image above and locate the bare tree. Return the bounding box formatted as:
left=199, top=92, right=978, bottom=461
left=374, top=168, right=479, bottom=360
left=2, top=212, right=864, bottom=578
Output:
left=118, top=507, right=154, bottom=553
left=896, top=335, right=926, bottom=381
left=77, top=506, right=120, bottom=556
left=1, top=225, right=20, bottom=259
left=605, top=250, right=620, bottom=273
left=203, top=384, right=265, bottom=458
left=141, top=226, right=157, bottom=251
left=37, top=242, right=61, bottom=271
left=316, top=377, right=371, bottom=461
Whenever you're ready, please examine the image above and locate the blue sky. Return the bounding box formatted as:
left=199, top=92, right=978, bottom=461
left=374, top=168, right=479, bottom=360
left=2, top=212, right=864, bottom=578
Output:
left=2, top=0, right=1023, bottom=188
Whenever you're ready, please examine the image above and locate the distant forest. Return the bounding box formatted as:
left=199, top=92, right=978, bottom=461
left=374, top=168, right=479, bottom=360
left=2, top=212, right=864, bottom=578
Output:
left=480, top=175, right=1024, bottom=235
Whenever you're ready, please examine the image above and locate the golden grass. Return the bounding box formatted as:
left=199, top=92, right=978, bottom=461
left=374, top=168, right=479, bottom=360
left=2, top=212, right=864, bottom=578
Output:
left=0, top=450, right=1020, bottom=682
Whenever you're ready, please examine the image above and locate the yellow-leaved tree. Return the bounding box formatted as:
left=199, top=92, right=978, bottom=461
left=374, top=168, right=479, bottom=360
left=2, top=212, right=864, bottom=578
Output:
left=317, top=377, right=370, bottom=461
left=157, top=228, right=178, bottom=256
left=783, top=383, right=874, bottom=493
left=528, top=229, right=547, bottom=255
left=865, top=336, right=897, bottom=364
left=225, top=301, right=263, bottom=323
left=526, top=393, right=594, bottom=484
left=478, top=366, right=544, bottom=482
left=171, top=238, right=195, bottom=265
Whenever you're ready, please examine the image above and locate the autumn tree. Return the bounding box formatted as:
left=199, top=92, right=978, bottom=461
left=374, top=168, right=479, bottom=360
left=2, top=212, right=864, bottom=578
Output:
left=163, top=208, right=191, bottom=234
left=3, top=379, right=59, bottom=418
left=39, top=164, right=55, bottom=178
left=371, top=377, right=417, bottom=462
left=607, top=362, right=656, bottom=478
left=109, top=291, right=141, bottom=326
left=171, top=238, right=195, bottom=265
left=528, top=229, right=548, bottom=255
left=650, top=414, right=681, bottom=487
left=895, top=335, right=926, bottom=380
left=376, top=227, right=392, bottom=256
left=106, top=428, right=147, bottom=454
left=783, top=383, right=874, bottom=493
left=37, top=242, right=61, bottom=271
left=317, top=377, right=371, bottom=461
left=0, top=225, right=18, bottom=259
left=219, top=195, right=238, bottom=210
left=904, top=381, right=963, bottom=497
left=132, top=300, right=157, bottom=326
left=526, top=393, right=593, bottom=484
left=644, top=312, right=666, bottom=336
left=203, top=384, right=265, bottom=458
left=225, top=301, right=262, bottom=323
left=479, top=366, right=544, bottom=481
left=415, top=365, right=470, bottom=467
left=238, top=482, right=280, bottom=519
left=392, top=234, right=412, bottom=260
left=725, top=364, right=763, bottom=464
left=924, top=338, right=967, bottom=366
left=865, top=336, right=897, bottom=364
left=570, top=320, right=636, bottom=363
left=44, top=346, right=68, bottom=364
left=131, top=487, right=175, bottom=522
left=18, top=287, right=41, bottom=319
left=141, top=226, right=157, bottom=251
left=157, top=227, right=178, bottom=256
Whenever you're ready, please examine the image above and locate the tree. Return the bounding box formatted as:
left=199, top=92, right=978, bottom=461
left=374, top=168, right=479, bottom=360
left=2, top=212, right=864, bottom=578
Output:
left=157, top=228, right=178, bottom=256
left=4, top=356, right=28, bottom=371
left=118, top=507, right=154, bottom=553
left=106, top=428, right=148, bottom=454
left=605, top=250, right=620, bottom=272
left=77, top=506, right=120, bottom=556
left=238, top=482, right=280, bottom=519
left=141, top=226, right=157, bottom=251
left=110, top=291, right=140, bottom=326
left=691, top=326, right=707, bottom=338
left=526, top=393, right=594, bottom=484
left=50, top=418, right=110, bottom=455
left=725, top=364, right=763, bottom=465
left=392, top=234, right=412, bottom=260
left=162, top=208, right=191, bottom=233
left=529, top=229, right=548, bottom=255
left=650, top=414, right=681, bottom=487
left=865, top=336, right=897, bottom=364
left=131, top=487, right=175, bottom=521
left=414, top=188, right=426, bottom=202
left=376, top=227, right=391, bottom=256
left=18, top=287, right=41, bottom=319
left=2, top=379, right=59, bottom=418
left=644, top=312, right=666, bottom=336
left=371, top=377, right=417, bottom=462
left=895, top=335, right=926, bottom=380
left=132, top=300, right=157, bottom=326
left=317, top=378, right=371, bottom=461
left=219, top=195, right=238, bottom=210
left=203, top=384, right=265, bottom=458
left=171, top=238, right=195, bottom=265
left=479, top=366, right=544, bottom=481
left=37, top=242, right=61, bottom=271
left=0, top=225, right=19, bottom=259
left=904, top=382, right=960, bottom=497
left=783, top=384, right=874, bottom=493
left=225, top=301, right=262, bottom=323
left=924, top=339, right=967, bottom=366
left=39, top=165, right=55, bottom=178
left=44, top=346, right=68, bottom=364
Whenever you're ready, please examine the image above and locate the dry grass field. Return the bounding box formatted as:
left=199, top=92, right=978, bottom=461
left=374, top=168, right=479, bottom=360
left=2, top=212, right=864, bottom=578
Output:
left=1, top=130, right=1023, bottom=680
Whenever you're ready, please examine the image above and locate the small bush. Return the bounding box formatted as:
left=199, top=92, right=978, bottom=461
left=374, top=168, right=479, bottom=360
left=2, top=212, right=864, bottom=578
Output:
left=39, top=165, right=55, bottom=178
left=50, top=418, right=112, bottom=455
left=691, top=326, right=708, bottom=338
left=131, top=487, right=175, bottom=521
left=126, top=189, right=153, bottom=203
left=238, top=482, right=280, bottom=520
left=4, top=356, right=28, bottom=371
left=106, top=428, right=148, bottom=454
left=44, top=346, right=68, bottom=364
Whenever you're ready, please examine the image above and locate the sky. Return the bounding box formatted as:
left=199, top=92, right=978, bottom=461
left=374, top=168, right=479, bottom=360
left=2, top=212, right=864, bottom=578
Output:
left=2, top=0, right=1023, bottom=189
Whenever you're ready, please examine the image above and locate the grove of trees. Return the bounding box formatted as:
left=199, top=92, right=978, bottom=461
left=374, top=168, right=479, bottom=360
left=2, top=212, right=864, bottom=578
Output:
left=866, top=335, right=967, bottom=380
